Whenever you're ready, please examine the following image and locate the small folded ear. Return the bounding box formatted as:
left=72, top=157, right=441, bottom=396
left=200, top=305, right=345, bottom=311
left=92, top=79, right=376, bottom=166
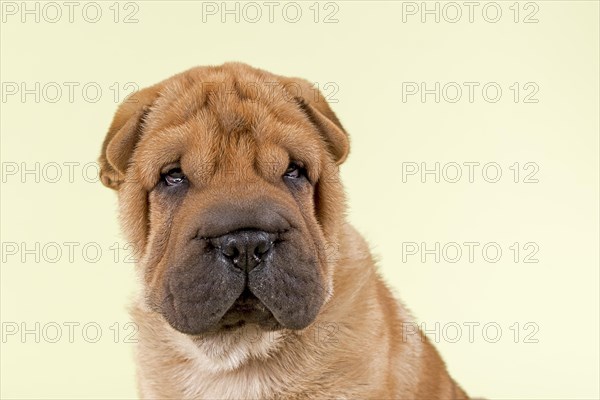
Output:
left=283, top=77, right=350, bottom=165
left=98, top=85, right=162, bottom=190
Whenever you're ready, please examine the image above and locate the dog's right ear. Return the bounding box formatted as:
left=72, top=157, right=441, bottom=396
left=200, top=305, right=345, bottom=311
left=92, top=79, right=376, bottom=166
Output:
left=98, top=85, right=162, bottom=190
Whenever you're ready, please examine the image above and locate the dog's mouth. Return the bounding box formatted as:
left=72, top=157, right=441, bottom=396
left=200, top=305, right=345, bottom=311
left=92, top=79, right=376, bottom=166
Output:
left=218, top=287, right=281, bottom=331
left=160, top=227, right=326, bottom=335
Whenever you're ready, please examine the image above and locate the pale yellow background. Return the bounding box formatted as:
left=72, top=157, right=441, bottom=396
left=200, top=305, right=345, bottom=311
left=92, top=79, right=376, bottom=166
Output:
left=1, top=1, right=598, bottom=399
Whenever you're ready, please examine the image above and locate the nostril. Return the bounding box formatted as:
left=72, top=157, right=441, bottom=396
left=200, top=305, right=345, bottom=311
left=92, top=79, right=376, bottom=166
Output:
left=223, top=246, right=239, bottom=259
left=254, top=240, right=273, bottom=259
left=220, top=237, right=239, bottom=259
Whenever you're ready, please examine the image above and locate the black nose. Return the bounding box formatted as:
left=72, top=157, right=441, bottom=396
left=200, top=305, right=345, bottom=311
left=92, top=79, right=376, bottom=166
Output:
left=211, top=230, right=275, bottom=272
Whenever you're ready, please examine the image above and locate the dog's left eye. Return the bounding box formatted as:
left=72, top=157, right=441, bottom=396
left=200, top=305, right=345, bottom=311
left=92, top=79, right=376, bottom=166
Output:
left=162, top=168, right=186, bottom=186
left=284, top=162, right=305, bottom=179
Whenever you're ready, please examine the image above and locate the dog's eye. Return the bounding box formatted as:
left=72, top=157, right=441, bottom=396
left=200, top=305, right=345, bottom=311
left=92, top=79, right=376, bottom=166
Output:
left=284, top=162, right=305, bottom=179
left=162, top=168, right=186, bottom=186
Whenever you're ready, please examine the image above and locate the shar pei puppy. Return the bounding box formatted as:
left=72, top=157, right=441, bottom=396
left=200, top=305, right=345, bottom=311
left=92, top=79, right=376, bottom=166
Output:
left=99, top=62, right=469, bottom=399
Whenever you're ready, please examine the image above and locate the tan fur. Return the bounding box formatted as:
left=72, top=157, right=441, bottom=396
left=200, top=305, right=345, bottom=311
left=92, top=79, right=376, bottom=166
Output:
left=100, top=63, right=469, bottom=399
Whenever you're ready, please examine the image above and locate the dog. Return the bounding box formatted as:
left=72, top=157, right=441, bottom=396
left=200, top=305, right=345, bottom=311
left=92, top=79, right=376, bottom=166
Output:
left=99, top=62, right=469, bottom=399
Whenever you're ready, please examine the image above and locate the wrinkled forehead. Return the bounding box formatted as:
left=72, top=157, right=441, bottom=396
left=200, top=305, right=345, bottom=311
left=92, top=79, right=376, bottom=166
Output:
left=149, top=68, right=308, bottom=130
left=133, top=73, right=325, bottom=188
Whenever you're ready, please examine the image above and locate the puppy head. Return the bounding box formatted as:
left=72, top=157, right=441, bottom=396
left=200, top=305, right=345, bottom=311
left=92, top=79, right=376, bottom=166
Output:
left=99, top=63, right=349, bottom=335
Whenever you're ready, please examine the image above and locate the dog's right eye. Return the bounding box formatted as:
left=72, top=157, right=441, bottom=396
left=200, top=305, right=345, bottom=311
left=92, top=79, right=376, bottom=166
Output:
left=162, top=168, right=186, bottom=186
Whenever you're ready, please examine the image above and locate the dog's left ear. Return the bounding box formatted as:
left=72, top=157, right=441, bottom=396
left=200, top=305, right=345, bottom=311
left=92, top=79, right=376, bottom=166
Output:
left=283, top=77, right=350, bottom=165
left=98, top=84, right=162, bottom=190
